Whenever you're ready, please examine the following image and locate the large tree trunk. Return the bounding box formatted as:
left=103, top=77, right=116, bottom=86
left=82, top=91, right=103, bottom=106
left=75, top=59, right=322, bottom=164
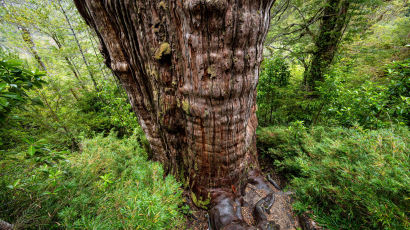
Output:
left=73, top=1, right=300, bottom=229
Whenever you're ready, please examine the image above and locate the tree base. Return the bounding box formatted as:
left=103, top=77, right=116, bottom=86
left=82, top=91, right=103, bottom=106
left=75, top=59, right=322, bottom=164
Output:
left=208, top=170, right=300, bottom=230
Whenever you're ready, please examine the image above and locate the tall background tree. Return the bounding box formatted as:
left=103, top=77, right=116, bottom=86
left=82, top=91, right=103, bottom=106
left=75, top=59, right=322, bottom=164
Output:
left=266, top=0, right=383, bottom=93
left=0, top=0, right=139, bottom=149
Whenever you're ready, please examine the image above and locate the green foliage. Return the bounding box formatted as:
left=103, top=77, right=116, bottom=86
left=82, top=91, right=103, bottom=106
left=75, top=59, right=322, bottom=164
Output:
left=0, top=131, right=185, bottom=229
left=260, top=57, right=291, bottom=88
left=0, top=78, right=139, bottom=153
left=257, top=125, right=409, bottom=229
left=75, top=82, right=139, bottom=137
left=318, top=59, right=409, bottom=128
left=0, top=0, right=131, bottom=151
left=0, top=58, right=45, bottom=122
left=257, top=57, right=409, bottom=128
left=266, top=0, right=385, bottom=72
left=257, top=57, right=293, bottom=126
left=262, top=0, right=408, bottom=124
left=23, top=138, right=68, bottom=165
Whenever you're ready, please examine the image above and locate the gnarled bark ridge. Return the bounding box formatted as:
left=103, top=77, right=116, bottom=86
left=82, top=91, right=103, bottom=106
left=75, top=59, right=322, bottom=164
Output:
left=73, top=1, right=302, bottom=229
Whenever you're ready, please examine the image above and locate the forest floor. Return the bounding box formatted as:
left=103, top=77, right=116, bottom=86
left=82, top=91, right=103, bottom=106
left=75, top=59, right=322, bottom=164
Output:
left=183, top=155, right=307, bottom=230
left=183, top=190, right=208, bottom=230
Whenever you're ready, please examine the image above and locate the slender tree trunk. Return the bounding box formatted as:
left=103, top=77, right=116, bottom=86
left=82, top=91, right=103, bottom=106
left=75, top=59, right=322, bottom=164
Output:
left=36, top=90, right=78, bottom=150
left=86, top=27, right=112, bottom=81
left=269, top=104, right=274, bottom=124
left=73, top=1, right=299, bottom=229
left=51, top=34, right=87, bottom=90
left=70, top=88, right=80, bottom=101
left=20, top=27, right=78, bottom=150
left=305, top=0, right=350, bottom=92
left=57, top=0, right=99, bottom=91
left=264, top=104, right=268, bottom=126
left=20, top=26, right=47, bottom=71
left=64, top=56, right=87, bottom=90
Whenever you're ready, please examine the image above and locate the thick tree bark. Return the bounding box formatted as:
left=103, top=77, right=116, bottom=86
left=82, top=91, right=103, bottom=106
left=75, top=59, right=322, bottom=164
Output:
left=304, top=0, right=350, bottom=92
left=73, top=1, right=301, bottom=229
left=86, top=27, right=112, bottom=81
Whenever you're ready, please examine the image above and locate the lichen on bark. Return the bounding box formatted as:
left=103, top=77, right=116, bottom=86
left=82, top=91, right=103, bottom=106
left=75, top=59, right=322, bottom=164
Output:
left=191, top=191, right=211, bottom=210
left=154, top=42, right=171, bottom=60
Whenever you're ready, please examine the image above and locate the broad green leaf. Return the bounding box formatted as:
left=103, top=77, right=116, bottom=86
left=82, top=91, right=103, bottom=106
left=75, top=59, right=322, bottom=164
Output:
left=0, top=82, right=6, bottom=91
left=1, top=93, right=23, bottom=100
left=0, top=97, right=9, bottom=107
left=28, top=145, right=36, bottom=156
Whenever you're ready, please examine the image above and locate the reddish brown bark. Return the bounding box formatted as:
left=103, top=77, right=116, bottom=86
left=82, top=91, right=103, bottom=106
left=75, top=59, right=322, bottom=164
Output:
left=72, top=1, right=300, bottom=229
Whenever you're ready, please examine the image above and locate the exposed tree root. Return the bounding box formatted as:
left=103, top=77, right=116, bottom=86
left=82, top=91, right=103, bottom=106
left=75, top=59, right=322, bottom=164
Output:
left=209, top=170, right=300, bottom=230
left=0, top=219, right=13, bottom=230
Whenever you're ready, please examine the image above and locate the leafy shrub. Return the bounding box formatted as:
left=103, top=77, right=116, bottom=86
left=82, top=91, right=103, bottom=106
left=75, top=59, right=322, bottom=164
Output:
left=75, top=82, right=139, bottom=137
left=257, top=57, right=294, bottom=126
left=0, top=57, right=45, bottom=148
left=2, top=78, right=140, bottom=153
left=257, top=125, right=409, bottom=229
left=257, top=121, right=307, bottom=175
left=0, top=130, right=185, bottom=229
left=0, top=58, right=45, bottom=122
left=259, top=57, right=291, bottom=88
left=318, top=59, right=409, bottom=128
left=256, top=57, right=409, bottom=128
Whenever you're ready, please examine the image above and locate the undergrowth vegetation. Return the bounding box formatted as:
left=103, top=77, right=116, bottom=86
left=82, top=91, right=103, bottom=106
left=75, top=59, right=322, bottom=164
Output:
left=257, top=125, right=409, bottom=229
left=256, top=6, right=409, bottom=228
left=257, top=58, right=409, bottom=129
left=0, top=131, right=185, bottom=229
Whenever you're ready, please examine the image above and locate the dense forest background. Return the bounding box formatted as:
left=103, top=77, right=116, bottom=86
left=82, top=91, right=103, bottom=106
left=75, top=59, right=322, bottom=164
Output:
left=0, top=0, right=408, bottom=229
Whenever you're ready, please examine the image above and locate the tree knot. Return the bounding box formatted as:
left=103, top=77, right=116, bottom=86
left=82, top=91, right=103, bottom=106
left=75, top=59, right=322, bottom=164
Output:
left=111, top=61, right=129, bottom=72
